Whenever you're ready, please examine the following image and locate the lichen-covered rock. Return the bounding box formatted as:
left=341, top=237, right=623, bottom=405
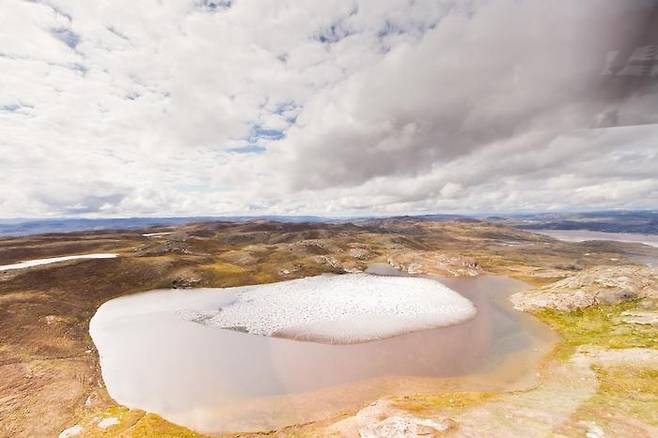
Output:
left=620, top=310, right=658, bottom=326
left=360, top=415, right=451, bottom=438
left=511, top=265, right=658, bottom=311
left=312, top=255, right=346, bottom=271
left=328, top=400, right=453, bottom=438
left=171, top=276, right=201, bottom=289
left=387, top=251, right=482, bottom=277
left=349, top=247, right=372, bottom=260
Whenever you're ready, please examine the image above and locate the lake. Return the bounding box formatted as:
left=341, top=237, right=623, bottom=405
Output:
left=531, top=229, right=658, bottom=248
left=90, top=267, right=555, bottom=433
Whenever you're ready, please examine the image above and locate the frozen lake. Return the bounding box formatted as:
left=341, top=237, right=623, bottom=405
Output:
left=180, top=273, right=476, bottom=343
left=90, top=269, right=555, bottom=433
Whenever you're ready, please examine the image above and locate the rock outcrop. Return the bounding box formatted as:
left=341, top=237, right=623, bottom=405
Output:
left=135, top=239, right=191, bottom=256
left=387, top=251, right=482, bottom=277
left=328, top=400, right=454, bottom=438
left=511, top=265, right=658, bottom=311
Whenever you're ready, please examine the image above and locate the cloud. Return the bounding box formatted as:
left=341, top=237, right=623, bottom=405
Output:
left=277, top=1, right=658, bottom=189
left=0, top=0, right=656, bottom=217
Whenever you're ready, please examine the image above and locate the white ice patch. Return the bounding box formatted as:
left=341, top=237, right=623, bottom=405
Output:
left=185, top=274, right=476, bottom=343
left=142, top=232, right=173, bottom=237
left=97, top=416, right=119, bottom=429
left=583, top=421, right=605, bottom=438
left=58, top=425, right=82, bottom=438
left=0, top=253, right=118, bottom=271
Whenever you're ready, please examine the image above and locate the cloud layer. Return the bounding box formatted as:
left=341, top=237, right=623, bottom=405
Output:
left=1, top=0, right=657, bottom=217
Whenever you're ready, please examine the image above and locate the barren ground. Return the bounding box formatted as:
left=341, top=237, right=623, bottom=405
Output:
left=0, top=219, right=656, bottom=437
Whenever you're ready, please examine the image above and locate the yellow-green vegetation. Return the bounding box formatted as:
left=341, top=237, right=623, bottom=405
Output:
left=380, top=297, right=657, bottom=436
left=125, top=413, right=207, bottom=438
left=535, top=301, right=658, bottom=359
left=67, top=406, right=208, bottom=437
left=203, top=261, right=247, bottom=274
left=391, top=392, right=495, bottom=415
left=557, top=365, right=658, bottom=435
left=199, top=261, right=250, bottom=286
left=588, top=366, right=658, bottom=426
left=530, top=302, right=658, bottom=433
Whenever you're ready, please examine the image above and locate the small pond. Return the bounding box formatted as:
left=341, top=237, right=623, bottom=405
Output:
left=90, top=266, right=555, bottom=433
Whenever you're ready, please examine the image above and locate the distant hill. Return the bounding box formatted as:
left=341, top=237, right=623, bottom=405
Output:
left=0, top=216, right=334, bottom=236
left=489, top=211, right=658, bottom=235
left=2, top=210, right=656, bottom=237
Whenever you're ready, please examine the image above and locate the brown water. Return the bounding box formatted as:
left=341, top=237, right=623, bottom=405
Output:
left=91, top=268, right=556, bottom=433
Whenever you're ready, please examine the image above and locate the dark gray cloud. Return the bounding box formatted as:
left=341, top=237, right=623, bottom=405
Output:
left=279, top=1, right=658, bottom=192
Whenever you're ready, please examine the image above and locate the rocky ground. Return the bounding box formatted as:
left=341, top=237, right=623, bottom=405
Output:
left=511, top=265, right=658, bottom=311
left=0, top=219, right=657, bottom=437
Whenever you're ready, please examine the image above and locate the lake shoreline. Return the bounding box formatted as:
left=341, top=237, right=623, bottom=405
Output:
left=89, top=268, right=556, bottom=434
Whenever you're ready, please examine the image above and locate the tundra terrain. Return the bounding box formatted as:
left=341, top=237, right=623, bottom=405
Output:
left=0, top=219, right=656, bottom=437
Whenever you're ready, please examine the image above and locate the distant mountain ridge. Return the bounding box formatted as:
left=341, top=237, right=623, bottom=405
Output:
left=1, top=210, right=656, bottom=237
left=490, top=211, right=658, bottom=235
left=0, top=216, right=333, bottom=236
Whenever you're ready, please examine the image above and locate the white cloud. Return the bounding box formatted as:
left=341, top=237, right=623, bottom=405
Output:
left=0, top=0, right=656, bottom=217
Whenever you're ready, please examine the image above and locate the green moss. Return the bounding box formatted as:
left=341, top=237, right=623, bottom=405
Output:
left=126, top=413, right=209, bottom=437
left=71, top=406, right=206, bottom=437
left=534, top=301, right=658, bottom=359
left=596, top=366, right=658, bottom=425
left=571, top=366, right=658, bottom=428
left=98, top=405, right=130, bottom=419
left=391, top=392, right=495, bottom=414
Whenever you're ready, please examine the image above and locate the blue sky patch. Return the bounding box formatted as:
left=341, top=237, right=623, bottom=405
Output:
left=227, top=144, right=267, bottom=154
left=251, top=126, right=284, bottom=141
left=51, top=28, right=80, bottom=49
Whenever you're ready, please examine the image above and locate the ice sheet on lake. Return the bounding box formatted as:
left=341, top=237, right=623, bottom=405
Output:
left=184, top=273, right=477, bottom=343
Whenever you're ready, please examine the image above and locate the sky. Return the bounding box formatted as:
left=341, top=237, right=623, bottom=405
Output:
left=1, top=0, right=657, bottom=218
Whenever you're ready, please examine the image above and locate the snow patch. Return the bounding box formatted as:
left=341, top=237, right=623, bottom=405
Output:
left=58, top=425, right=82, bottom=438
left=583, top=421, right=605, bottom=438
left=97, top=416, right=119, bottom=429
left=183, top=273, right=476, bottom=343
left=142, top=232, right=173, bottom=237
left=0, top=253, right=118, bottom=271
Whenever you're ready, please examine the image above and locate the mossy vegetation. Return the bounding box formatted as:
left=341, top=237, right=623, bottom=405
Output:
left=534, top=301, right=658, bottom=359
left=591, top=366, right=658, bottom=425
left=68, top=407, right=208, bottom=437
left=388, top=300, right=657, bottom=435
left=531, top=301, right=658, bottom=432
left=202, top=261, right=247, bottom=274
left=558, top=365, right=658, bottom=434
left=391, top=392, right=495, bottom=415
left=126, top=413, right=208, bottom=437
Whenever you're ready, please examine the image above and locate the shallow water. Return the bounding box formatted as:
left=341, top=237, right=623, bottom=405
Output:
left=532, top=229, right=658, bottom=248
left=91, top=269, right=555, bottom=433
left=0, top=253, right=118, bottom=271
